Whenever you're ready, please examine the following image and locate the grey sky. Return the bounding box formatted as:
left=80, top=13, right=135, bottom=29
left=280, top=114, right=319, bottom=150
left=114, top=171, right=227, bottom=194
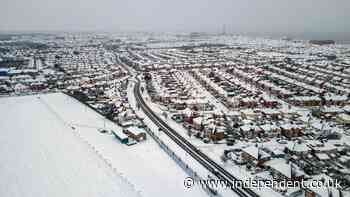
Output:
left=1, top=0, right=349, bottom=35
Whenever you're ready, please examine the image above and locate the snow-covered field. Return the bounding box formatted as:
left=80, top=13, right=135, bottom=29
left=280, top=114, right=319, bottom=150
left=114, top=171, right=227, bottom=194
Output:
left=0, top=93, right=205, bottom=197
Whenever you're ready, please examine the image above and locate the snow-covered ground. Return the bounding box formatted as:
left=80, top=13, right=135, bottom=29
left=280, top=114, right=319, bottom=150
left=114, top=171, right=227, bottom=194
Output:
left=0, top=93, right=206, bottom=197
left=0, top=94, right=139, bottom=197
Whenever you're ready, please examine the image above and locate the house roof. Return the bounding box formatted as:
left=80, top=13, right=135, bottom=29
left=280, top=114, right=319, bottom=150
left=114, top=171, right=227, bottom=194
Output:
left=265, top=158, right=304, bottom=179
left=125, top=126, right=146, bottom=135
left=242, top=145, right=270, bottom=160
left=316, top=153, right=330, bottom=160
left=287, top=141, right=310, bottom=153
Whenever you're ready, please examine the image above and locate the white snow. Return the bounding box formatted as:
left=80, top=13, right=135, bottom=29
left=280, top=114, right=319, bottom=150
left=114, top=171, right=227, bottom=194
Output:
left=0, top=94, right=140, bottom=197
left=0, top=93, right=206, bottom=197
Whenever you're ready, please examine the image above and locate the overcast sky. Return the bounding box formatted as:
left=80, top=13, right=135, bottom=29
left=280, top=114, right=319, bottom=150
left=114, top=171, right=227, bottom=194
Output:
left=1, top=0, right=349, bottom=36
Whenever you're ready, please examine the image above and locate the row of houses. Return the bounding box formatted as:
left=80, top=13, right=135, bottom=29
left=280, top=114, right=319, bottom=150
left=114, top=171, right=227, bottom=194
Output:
left=226, top=140, right=350, bottom=197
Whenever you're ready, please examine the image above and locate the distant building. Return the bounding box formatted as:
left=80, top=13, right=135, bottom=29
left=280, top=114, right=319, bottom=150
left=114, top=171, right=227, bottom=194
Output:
left=0, top=68, right=9, bottom=76
left=309, top=40, right=335, bottom=45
